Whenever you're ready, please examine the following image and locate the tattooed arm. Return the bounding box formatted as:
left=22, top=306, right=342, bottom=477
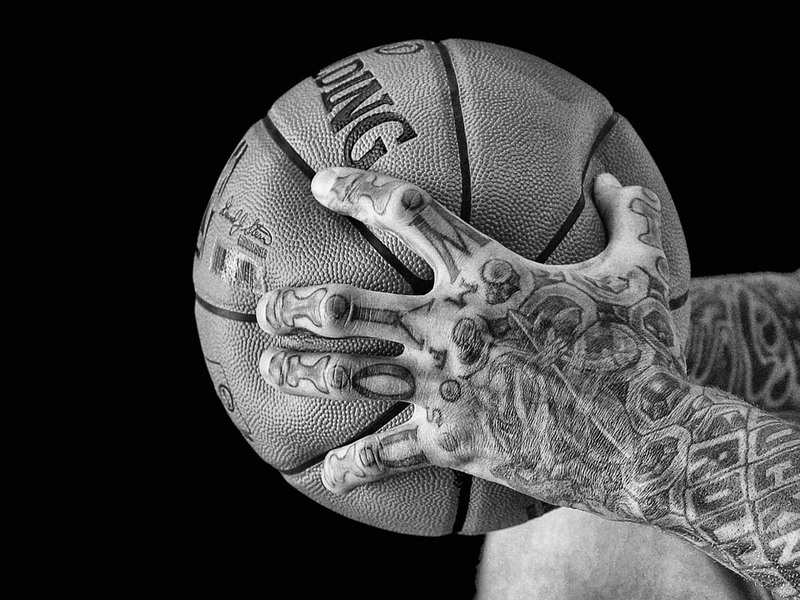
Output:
left=257, top=168, right=800, bottom=598
left=687, top=271, right=800, bottom=423
left=476, top=271, right=800, bottom=600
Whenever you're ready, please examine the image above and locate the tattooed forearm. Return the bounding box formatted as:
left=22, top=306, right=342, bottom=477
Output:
left=686, top=272, right=800, bottom=413
left=636, top=383, right=800, bottom=597
left=481, top=309, right=800, bottom=595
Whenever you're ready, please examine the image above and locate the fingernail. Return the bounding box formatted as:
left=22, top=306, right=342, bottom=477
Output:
left=598, top=172, right=621, bottom=188
left=258, top=348, right=286, bottom=386
left=322, top=451, right=351, bottom=496
left=311, top=168, right=337, bottom=202
left=321, top=466, right=342, bottom=495
left=256, top=291, right=278, bottom=333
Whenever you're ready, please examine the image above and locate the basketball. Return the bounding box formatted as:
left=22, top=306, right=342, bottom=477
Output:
left=192, top=38, right=690, bottom=536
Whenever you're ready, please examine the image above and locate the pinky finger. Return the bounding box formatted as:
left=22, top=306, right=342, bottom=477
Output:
left=322, top=410, right=430, bottom=495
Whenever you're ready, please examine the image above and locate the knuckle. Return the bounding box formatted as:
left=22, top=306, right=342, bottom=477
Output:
left=326, top=357, right=353, bottom=394
left=451, top=316, right=488, bottom=367
left=480, top=258, right=522, bottom=306
left=320, top=287, right=354, bottom=332
left=629, top=185, right=662, bottom=213
left=640, top=186, right=661, bottom=205
left=356, top=436, right=386, bottom=472
left=391, top=184, right=429, bottom=223
left=435, top=422, right=476, bottom=467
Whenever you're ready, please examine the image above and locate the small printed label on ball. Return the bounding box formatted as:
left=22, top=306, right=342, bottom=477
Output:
left=218, top=201, right=273, bottom=254
left=196, top=137, right=273, bottom=295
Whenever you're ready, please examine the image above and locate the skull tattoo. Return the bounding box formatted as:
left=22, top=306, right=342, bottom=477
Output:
left=480, top=259, right=521, bottom=305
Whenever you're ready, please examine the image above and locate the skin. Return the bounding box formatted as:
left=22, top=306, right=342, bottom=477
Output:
left=477, top=269, right=800, bottom=599
left=257, top=168, right=800, bottom=598
left=686, top=271, right=800, bottom=421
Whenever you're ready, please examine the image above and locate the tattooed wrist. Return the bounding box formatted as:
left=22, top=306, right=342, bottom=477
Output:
left=486, top=370, right=800, bottom=595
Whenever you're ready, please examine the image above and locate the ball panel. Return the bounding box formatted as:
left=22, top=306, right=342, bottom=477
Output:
left=443, top=38, right=614, bottom=263
left=267, top=39, right=466, bottom=284
left=193, top=120, right=422, bottom=472
left=285, top=463, right=461, bottom=536
left=269, top=39, right=462, bottom=212
left=195, top=304, right=415, bottom=471
left=194, top=120, right=413, bottom=313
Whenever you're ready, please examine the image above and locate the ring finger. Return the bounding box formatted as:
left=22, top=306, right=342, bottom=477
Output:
left=259, top=348, right=430, bottom=405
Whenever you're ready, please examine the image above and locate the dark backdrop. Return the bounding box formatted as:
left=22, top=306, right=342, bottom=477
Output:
left=132, top=17, right=796, bottom=599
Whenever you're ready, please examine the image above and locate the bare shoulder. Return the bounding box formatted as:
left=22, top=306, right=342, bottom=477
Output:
left=475, top=508, right=765, bottom=600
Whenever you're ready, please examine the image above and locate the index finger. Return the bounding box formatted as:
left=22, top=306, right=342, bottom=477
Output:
left=312, top=167, right=491, bottom=284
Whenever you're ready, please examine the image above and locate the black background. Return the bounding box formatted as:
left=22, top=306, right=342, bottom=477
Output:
left=111, top=15, right=797, bottom=599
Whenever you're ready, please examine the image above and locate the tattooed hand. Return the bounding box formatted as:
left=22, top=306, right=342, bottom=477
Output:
left=258, top=167, right=683, bottom=506
left=258, top=168, right=799, bottom=596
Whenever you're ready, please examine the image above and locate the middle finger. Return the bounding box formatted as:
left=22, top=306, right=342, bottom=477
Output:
left=257, top=284, right=436, bottom=349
